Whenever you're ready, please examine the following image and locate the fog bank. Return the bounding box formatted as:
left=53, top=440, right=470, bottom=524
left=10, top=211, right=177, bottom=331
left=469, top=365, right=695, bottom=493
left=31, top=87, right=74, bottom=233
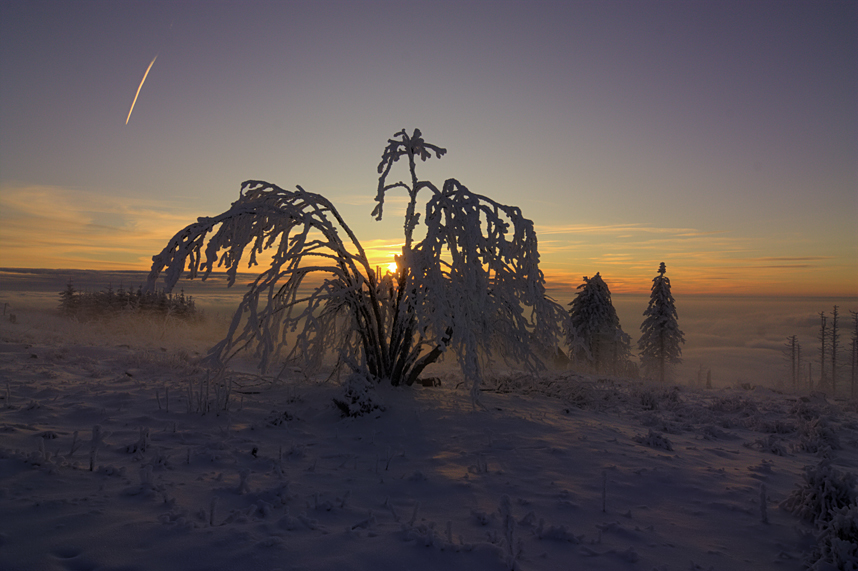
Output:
left=3, top=268, right=855, bottom=391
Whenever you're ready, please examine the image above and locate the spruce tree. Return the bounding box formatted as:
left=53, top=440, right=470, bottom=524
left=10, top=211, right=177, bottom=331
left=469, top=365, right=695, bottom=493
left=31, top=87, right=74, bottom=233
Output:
left=59, top=280, right=78, bottom=316
left=566, top=273, right=631, bottom=375
left=638, top=262, right=685, bottom=383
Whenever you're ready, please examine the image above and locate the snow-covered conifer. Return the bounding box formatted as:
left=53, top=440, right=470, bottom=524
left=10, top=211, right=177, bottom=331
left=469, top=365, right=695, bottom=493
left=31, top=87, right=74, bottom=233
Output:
left=565, top=273, right=631, bottom=375
left=638, top=262, right=684, bottom=383
left=58, top=280, right=78, bottom=315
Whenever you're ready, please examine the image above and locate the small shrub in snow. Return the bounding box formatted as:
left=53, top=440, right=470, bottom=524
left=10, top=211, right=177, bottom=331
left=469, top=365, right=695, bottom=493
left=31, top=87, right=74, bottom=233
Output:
left=744, top=434, right=789, bottom=456
left=639, top=390, right=659, bottom=410
left=809, top=504, right=858, bottom=571
left=560, top=380, right=598, bottom=410
left=97, top=465, right=126, bottom=477
left=781, top=460, right=857, bottom=524
left=125, top=426, right=150, bottom=454
left=333, top=372, right=385, bottom=417
left=536, top=519, right=581, bottom=543
left=633, top=429, right=673, bottom=451
left=791, top=397, right=829, bottom=421
left=400, top=520, right=444, bottom=548
left=471, top=509, right=495, bottom=526
left=634, top=385, right=682, bottom=412
left=158, top=510, right=196, bottom=530
left=265, top=410, right=294, bottom=427
left=699, top=424, right=737, bottom=441
left=746, top=417, right=796, bottom=434
left=797, top=418, right=841, bottom=455
left=708, top=395, right=758, bottom=416
left=639, top=412, right=686, bottom=435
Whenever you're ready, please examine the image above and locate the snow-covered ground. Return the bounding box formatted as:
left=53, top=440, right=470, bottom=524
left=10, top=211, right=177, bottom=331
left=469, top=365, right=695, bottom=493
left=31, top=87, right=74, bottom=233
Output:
left=1, top=309, right=856, bottom=571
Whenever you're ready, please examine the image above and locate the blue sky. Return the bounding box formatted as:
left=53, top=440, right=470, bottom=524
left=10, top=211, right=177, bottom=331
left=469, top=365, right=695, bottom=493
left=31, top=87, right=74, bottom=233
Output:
left=1, top=0, right=855, bottom=295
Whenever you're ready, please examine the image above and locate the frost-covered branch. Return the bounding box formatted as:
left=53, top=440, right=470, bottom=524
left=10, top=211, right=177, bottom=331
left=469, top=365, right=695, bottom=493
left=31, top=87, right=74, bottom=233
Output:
left=148, top=182, right=379, bottom=373
left=147, top=130, right=564, bottom=397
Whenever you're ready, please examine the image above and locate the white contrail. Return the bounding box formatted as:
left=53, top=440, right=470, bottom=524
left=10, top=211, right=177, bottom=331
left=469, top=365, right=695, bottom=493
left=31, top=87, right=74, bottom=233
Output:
left=125, top=55, right=157, bottom=125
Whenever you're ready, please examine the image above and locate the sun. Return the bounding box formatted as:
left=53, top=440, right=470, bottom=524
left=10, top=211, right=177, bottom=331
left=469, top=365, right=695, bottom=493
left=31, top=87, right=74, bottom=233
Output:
left=387, top=261, right=398, bottom=274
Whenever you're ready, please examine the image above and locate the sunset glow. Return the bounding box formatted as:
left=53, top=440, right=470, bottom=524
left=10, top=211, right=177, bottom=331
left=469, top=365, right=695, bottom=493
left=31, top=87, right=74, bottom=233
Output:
left=0, top=1, right=854, bottom=297
left=1, top=7, right=857, bottom=571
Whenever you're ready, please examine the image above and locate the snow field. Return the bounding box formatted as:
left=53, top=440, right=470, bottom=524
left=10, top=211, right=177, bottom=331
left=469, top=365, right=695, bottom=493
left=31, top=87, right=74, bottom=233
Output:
left=1, top=310, right=857, bottom=570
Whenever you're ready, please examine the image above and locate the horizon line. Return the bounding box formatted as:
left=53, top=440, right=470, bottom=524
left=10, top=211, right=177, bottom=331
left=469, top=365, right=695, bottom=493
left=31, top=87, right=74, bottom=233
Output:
left=2, top=266, right=856, bottom=299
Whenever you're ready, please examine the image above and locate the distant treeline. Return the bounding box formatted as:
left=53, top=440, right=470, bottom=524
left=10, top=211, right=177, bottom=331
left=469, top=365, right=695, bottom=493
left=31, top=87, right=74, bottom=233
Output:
left=58, top=281, right=199, bottom=319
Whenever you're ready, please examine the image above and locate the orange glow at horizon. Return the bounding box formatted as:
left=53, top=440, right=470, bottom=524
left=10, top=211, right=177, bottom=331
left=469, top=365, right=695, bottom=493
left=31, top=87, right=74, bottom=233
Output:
left=0, top=185, right=854, bottom=298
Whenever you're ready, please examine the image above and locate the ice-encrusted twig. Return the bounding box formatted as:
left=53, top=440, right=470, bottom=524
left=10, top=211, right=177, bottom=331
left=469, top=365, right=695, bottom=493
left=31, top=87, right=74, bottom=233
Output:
left=139, top=464, right=154, bottom=489
left=68, top=430, right=81, bottom=458
left=408, top=502, right=421, bottom=527
left=499, top=495, right=518, bottom=570
left=209, top=497, right=218, bottom=526
left=89, top=425, right=104, bottom=471
left=384, top=496, right=400, bottom=522
left=237, top=469, right=251, bottom=494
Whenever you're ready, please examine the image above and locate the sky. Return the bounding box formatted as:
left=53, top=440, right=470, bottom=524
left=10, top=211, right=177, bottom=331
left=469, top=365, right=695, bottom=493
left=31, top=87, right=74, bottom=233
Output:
left=1, top=0, right=856, bottom=296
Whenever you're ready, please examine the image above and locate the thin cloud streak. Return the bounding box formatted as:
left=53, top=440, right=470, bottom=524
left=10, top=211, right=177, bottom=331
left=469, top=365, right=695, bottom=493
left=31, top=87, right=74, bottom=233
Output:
left=535, top=222, right=728, bottom=238
left=531, top=220, right=855, bottom=296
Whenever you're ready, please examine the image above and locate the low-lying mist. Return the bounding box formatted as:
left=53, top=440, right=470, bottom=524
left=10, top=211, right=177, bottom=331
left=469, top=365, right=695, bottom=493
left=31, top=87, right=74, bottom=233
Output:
left=2, top=268, right=855, bottom=391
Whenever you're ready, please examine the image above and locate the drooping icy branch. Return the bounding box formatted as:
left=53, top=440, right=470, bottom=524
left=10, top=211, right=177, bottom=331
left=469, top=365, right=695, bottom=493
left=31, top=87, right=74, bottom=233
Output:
left=147, top=182, right=383, bottom=372
left=146, top=129, right=565, bottom=396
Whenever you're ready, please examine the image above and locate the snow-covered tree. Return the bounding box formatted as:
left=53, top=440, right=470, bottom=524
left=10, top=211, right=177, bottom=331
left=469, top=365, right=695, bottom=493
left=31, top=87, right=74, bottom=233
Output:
left=146, top=129, right=564, bottom=399
left=638, top=262, right=685, bottom=383
left=565, top=272, right=631, bottom=375
left=59, top=280, right=79, bottom=315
